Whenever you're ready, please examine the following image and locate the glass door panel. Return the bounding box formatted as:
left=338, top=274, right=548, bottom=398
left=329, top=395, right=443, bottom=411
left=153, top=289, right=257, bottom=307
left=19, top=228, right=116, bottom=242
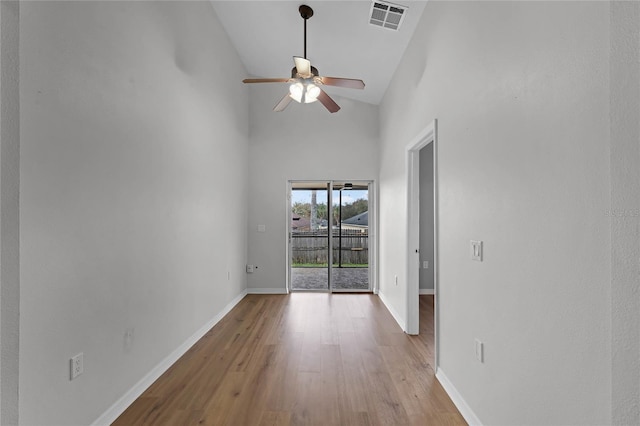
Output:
left=290, top=185, right=330, bottom=290
left=331, top=183, right=370, bottom=292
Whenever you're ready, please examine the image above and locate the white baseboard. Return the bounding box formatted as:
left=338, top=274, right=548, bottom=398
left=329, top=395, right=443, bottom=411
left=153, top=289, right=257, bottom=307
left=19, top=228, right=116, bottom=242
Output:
left=377, top=290, right=406, bottom=332
left=436, top=368, right=482, bottom=426
left=92, top=289, right=248, bottom=426
left=419, top=288, right=435, bottom=295
left=246, top=287, right=288, bottom=294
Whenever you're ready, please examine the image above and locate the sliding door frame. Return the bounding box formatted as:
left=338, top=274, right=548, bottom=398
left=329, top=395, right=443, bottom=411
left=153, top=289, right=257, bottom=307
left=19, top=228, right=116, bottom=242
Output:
left=287, top=180, right=375, bottom=293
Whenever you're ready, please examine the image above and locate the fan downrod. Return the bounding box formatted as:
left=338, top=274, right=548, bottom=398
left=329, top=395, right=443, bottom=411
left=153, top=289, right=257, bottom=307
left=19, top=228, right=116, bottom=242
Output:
left=299, top=5, right=313, bottom=20
left=299, top=5, right=313, bottom=59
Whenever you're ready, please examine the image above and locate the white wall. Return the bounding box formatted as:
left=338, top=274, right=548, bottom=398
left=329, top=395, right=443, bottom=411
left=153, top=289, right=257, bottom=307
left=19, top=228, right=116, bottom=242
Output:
left=380, top=1, right=613, bottom=424
left=247, top=84, right=378, bottom=292
left=610, top=2, right=640, bottom=424
left=0, top=2, right=20, bottom=425
left=19, top=2, right=249, bottom=424
left=419, top=143, right=434, bottom=291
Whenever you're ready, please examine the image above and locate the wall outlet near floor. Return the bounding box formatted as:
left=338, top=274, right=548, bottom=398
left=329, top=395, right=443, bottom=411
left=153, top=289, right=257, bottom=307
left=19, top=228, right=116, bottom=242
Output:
left=423, top=261, right=429, bottom=269
left=70, top=352, right=83, bottom=380
left=474, top=339, right=484, bottom=363
left=471, top=240, right=483, bottom=261
left=246, top=264, right=255, bottom=273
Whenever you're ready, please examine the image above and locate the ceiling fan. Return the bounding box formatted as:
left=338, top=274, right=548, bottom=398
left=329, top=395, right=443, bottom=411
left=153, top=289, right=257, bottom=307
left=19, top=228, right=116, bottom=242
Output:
left=242, top=4, right=365, bottom=113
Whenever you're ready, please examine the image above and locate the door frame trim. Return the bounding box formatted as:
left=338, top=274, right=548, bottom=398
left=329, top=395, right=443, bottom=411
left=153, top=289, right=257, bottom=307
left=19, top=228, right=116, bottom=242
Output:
left=405, top=120, right=438, bottom=360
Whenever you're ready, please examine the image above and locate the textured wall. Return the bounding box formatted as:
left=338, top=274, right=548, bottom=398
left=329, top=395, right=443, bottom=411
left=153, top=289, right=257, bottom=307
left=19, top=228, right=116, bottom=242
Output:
left=0, top=2, right=20, bottom=425
left=610, top=1, right=640, bottom=424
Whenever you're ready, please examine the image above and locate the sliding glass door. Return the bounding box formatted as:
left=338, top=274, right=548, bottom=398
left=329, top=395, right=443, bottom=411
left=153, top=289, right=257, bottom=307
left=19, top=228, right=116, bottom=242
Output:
left=331, top=183, right=369, bottom=292
left=289, top=184, right=330, bottom=291
left=289, top=181, right=372, bottom=292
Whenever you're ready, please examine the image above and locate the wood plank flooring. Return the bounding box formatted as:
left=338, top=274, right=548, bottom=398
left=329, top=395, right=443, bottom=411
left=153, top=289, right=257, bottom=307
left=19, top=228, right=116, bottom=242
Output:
left=113, top=294, right=466, bottom=425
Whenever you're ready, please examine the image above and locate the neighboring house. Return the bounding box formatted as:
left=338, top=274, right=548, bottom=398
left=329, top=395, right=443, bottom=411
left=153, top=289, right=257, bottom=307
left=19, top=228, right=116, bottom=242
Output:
left=292, top=215, right=329, bottom=231
left=291, top=214, right=310, bottom=231
left=341, top=211, right=368, bottom=231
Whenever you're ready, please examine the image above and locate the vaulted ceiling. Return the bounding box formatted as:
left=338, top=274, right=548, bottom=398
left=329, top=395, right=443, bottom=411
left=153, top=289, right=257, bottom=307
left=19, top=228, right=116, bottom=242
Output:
left=210, top=1, right=427, bottom=105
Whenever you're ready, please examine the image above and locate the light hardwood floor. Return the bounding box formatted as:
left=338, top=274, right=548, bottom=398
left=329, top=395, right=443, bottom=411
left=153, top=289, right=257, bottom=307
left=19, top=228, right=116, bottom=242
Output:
left=113, top=294, right=466, bottom=425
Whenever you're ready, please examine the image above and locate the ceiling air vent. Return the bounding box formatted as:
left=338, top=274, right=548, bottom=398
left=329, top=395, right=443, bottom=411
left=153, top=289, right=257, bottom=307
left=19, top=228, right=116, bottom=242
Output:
left=369, top=1, right=407, bottom=31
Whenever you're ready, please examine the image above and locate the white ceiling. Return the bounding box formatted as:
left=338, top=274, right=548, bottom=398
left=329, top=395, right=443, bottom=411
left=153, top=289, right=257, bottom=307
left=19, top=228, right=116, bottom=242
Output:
left=210, top=1, right=427, bottom=105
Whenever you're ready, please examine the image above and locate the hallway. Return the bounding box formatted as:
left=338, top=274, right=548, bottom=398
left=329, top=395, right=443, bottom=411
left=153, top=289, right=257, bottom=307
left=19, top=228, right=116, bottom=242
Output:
left=113, top=294, right=464, bottom=425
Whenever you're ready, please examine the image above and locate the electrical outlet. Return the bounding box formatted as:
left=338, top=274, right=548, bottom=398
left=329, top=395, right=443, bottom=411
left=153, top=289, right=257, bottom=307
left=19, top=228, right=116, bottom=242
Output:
left=474, top=339, right=484, bottom=363
left=471, top=240, right=483, bottom=261
left=423, top=261, right=429, bottom=269
left=246, top=264, right=255, bottom=273
left=70, top=353, right=83, bottom=380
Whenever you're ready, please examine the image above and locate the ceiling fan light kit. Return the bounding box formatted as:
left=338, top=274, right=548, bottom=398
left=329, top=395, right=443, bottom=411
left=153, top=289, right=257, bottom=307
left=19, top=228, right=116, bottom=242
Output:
left=289, top=81, right=320, bottom=104
left=242, top=4, right=365, bottom=113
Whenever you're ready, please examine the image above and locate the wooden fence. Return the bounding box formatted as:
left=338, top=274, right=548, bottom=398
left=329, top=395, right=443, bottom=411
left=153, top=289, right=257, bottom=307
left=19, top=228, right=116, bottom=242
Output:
left=291, top=229, right=368, bottom=265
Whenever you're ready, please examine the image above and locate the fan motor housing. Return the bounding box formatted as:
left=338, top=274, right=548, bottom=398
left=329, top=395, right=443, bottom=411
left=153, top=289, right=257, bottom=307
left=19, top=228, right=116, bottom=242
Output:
left=291, top=66, right=319, bottom=78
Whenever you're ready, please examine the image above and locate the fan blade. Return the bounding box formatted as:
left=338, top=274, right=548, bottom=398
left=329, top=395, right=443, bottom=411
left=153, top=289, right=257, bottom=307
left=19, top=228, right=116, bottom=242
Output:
left=293, top=56, right=312, bottom=78
left=243, top=78, right=291, bottom=84
left=317, top=89, right=340, bottom=113
left=273, top=94, right=293, bottom=112
left=320, top=77, right=365, bottom=90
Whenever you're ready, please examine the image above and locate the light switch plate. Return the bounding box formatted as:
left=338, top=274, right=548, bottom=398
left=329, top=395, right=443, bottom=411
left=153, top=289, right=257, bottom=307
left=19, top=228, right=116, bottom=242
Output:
left=475, top=339, right=484, bottom=363
left=471, top=240, right=483, bottom=261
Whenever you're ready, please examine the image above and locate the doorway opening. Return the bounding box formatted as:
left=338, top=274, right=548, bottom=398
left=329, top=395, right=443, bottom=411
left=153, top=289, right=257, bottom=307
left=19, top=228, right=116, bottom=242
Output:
left=288, top=181, right=374, bottom=292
